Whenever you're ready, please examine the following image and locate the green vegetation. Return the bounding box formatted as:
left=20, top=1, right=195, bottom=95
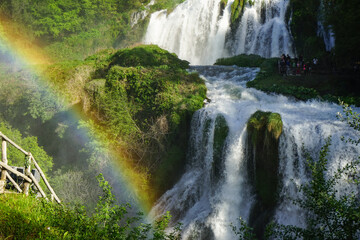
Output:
left=151, top=0, right=186, bottom=13
left=246, top=111, right=282, bottom=239
left=267, top=138, right=360, bottom=239
left=230, top=0, right=245, bottom=23
left=40, top=44, right=207, bottom=203
left=288, top=0, right=325, bottom=60
left=234, top=138, right=360, bottom=239
left=216, top=54, right=360, bottom=106
left=0, top=174, right=182, bottom=239
left=337, top=101, right=360, bottom=145
left=0, top=0, right=190, bottom=61
left=0, top=44, right=206, bottom=207
left=232, top=105, right=360, bottom=240
left=89, top=45, right=206, bottom=200
left=231, top=217, right=256, bottom=240
left=216, top=54, right=266, bottom=68
left=0, top=0, right=148, bottom=60
left=212, top=115, right=229, bottom=183
left=288, top=0, right=360, bottom=67
left=220, top=0, right=228, bottom=13
left=109, top=44, right=189, bottom=68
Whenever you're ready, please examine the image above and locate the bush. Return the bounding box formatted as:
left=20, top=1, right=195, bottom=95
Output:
left=0, top=174, right=182, bottom=239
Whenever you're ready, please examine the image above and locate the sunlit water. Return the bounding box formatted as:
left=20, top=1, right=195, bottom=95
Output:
left=144, top=0, right=293, bottom=65
left=150, top=66, right=360, bottom=239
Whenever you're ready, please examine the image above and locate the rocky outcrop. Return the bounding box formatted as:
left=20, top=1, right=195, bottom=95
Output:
left=211, top=114, right=229, bottom=184
left=246, top=110, right=283, bottom=239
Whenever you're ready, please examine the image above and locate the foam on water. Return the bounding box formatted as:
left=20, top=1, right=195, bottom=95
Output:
left=150, top=66, right=359, bottom=239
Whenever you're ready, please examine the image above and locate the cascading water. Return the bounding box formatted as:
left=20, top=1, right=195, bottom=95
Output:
left=144, top=0, right=294, bottom=65
left=144, top=0, right=232, bottom=65
left=228, top=0, right=294, bottom=58
left=317, top=0, right=335, bottom=52
left=150, top=66, right=360, bottom=239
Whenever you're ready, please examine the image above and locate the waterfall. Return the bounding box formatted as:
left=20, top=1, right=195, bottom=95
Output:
left=144, top=0, right=232, bottom=65
left=144, top=0, right=294, bottom=65
left=317, top=0, right=335, bottom=51
left=228, top=0, right=294, bottom=58
left=150, top=66, right=360, bottom=239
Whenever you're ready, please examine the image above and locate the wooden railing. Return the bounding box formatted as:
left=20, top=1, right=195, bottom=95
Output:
left=0, top=131, right=61, bottom=204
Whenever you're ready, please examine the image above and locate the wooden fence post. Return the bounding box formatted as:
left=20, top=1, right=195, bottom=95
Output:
left=23, top=154, right=31, bottom=196
left=0, top=138, right=7, bottom=194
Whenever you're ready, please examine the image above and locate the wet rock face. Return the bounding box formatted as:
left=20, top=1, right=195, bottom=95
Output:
left=246, top=110, right=283, bottom=239
left=211, top=114, right=229, bottom=185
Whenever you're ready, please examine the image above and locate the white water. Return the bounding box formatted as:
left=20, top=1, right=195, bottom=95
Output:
left=150, top=66, right=360, bottom=239
left=229, top=0, right=294, bottom=58
left=144, top=0, right=231, bottom=64
left=144, top=0, right=293, bottom=65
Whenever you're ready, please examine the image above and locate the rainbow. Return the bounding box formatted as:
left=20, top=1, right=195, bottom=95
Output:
left=0, top=16, right=153, bottom=213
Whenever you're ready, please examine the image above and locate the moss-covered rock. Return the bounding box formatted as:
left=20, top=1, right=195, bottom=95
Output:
left=216, top=54, right=267, bottom=68
left=246, top=110, right=283, bottom=239
left=85, top=79, right=106, bottom=96
left=43, top=44, right=207, bottom=204
left=220, top=0, right=228, bottom=15
left=109, top=44, right=189, bottom=69
left=230, top=0, right=245, bottom=24
left=211, top=114, right=229, bottom=183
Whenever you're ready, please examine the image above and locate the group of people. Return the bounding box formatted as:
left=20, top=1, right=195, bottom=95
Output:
left=279, top=54, right=317, bottom=76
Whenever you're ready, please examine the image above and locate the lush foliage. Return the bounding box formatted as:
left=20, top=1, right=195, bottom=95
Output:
left=88, top=45, right=206, bottom=199
left=109, top=45, right=189, bottom=69
left=0, top=174, right=182, bottom=239
left=0, top=66, right=64, bottom=124
left=40, top=45, right=206, bottom=203
left=150, top=0, right=185, bottom=12
left=0, top=0, right=152, bottom=60
left=0, top=43, right=206, bottom=207
left=0, top=0, right=149, bottom=40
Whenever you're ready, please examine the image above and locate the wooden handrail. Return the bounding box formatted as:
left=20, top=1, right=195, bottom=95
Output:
left=0, top=132, right=29, bottom=156
left=29, top=172, right=48, bottom=200
left=0, top=132, right=61, bottom=204
left=5, top=172, right=22, bottom=193
left=31, top=155, right=61, bottom=203
left=0, top=162, right=32, bottom=183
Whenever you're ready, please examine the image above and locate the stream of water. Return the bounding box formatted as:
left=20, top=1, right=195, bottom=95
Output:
left=144, top=0, right=294, bottom=64
left=150, top=66, right=360, bottom=239
left=143, top=0, right=352, bottom=238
